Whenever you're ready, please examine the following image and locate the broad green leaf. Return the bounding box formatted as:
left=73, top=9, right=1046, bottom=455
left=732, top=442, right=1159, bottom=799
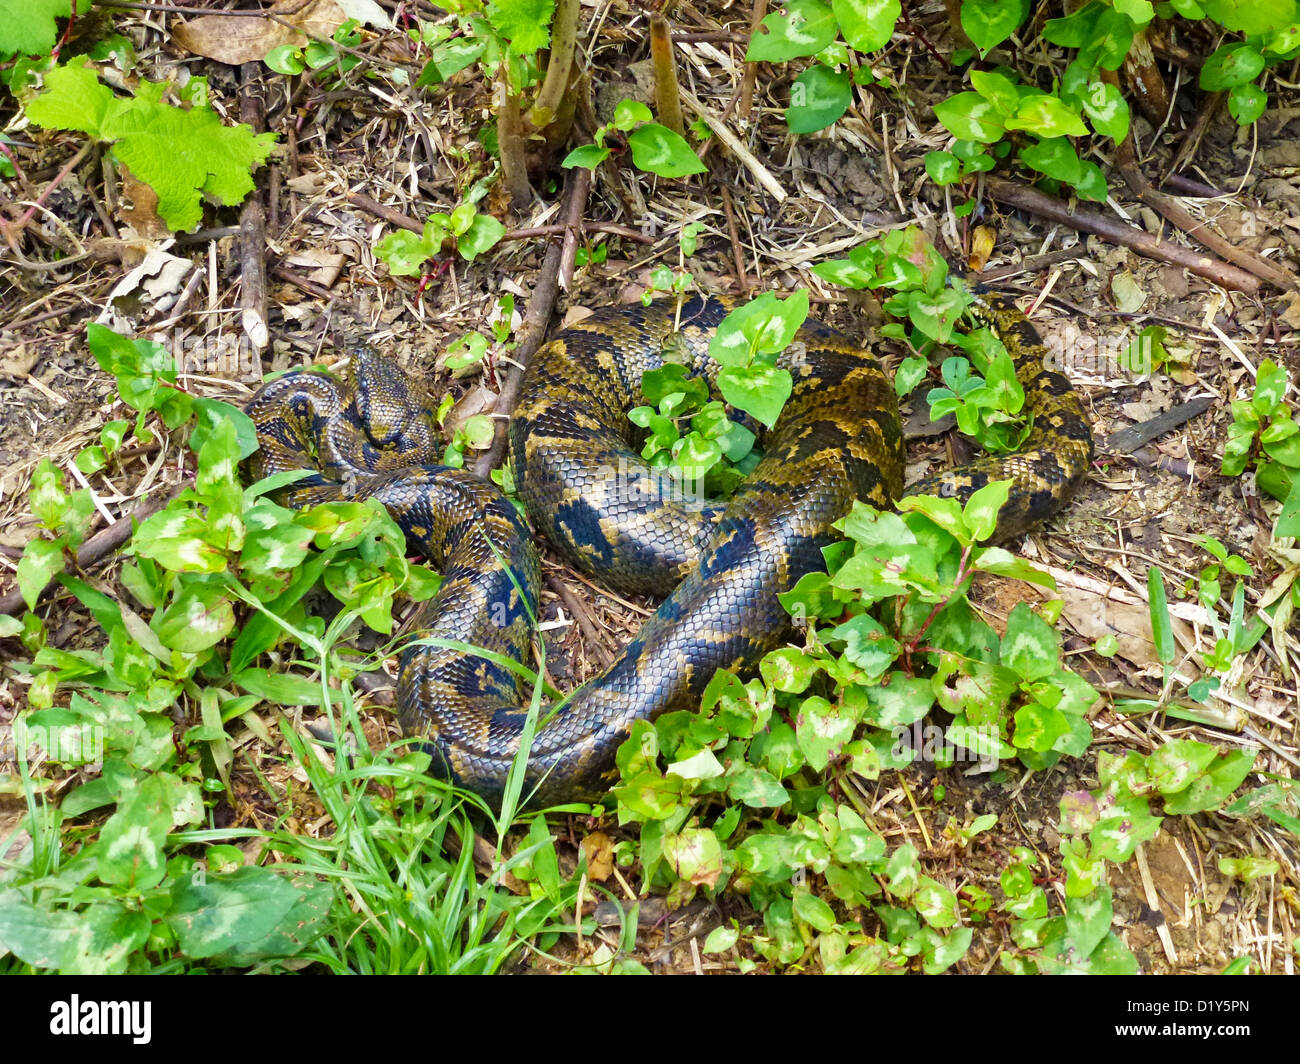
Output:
left=1200, top=43, right=1266, bottom=91
left=960, top=0, right=1029, bottom=52
left=1200, top=0, right=1296, bottom=35
left=562, top=143, right=611, bottom=169
left=626, top=123, right=707, bottom=177
left=457, top=213, right=505, bottom=261
left=165, top=866, right=307, bottom=959
left=746, top=0, right=837, bottom=62
left=1005, top=93, right=1088, bottom=137
left=933, top=92, right=1005, bottom=142
left=787, top=63, right=851, bottom=133
left=17, top=537, right=64, bottom=610
left=718, top=365, right=793, bottom=429
left=486, top=0, right=555, bottom=56
left=832, top=0, right=901, bottom=53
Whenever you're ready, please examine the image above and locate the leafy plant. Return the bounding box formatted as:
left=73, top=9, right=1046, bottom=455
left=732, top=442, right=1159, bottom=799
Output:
left=606, top=481, right=1114, bottom=971
left=23, top=61, right=276, bottom=231
left=264, top=19, right=363, bottom=79
left=2, top=324, right=585, bottom=973
left=815, top=227, right=1030, bottom=453
left=0, top=0, right=87, bottom=61
left=743, top=1, right=1300, bottom=203
left=563, top=98, right=706, bottom=179
left=375, top=200, right=507, bottom=277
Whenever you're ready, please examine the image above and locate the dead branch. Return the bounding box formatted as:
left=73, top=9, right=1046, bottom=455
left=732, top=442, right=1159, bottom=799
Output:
left=982, top=176, right=1261, bottom=294
left=473, top=167, right=590, bottom=479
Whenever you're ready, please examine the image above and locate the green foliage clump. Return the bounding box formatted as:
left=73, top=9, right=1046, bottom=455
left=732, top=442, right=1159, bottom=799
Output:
left=24, top=62, right=276, bottom=231
left=2, top=325, right=589, bottom=973
left=0, top=0, right=87, bottom=60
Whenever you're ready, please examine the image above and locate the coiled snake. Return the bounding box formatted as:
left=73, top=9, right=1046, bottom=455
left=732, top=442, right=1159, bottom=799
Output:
left=245, top=292, right=1092, bottom=805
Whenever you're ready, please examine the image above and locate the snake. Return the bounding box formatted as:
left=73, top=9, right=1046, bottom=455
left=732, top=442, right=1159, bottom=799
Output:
left=244, top=290, right=1092, bottom=806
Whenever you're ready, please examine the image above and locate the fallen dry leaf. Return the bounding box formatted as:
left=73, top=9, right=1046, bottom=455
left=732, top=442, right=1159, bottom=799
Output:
left=968, top=225, right=997, bottom=272
left=286, top=249, right=347, bottom=288
left=441, top=383, right=497, bottom=436
left=172, top=0, right=359, bottom=66
left=581, top=831, right=614, bottom=882
left=172, top=16, right=300, bottom=66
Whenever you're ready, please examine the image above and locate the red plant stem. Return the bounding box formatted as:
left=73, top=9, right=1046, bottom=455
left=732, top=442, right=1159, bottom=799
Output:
left=906, top=542, right=973, bottom=653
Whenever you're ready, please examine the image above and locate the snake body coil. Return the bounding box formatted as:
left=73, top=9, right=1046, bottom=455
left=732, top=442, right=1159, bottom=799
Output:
left=245, top=292, right=1092, bottom=805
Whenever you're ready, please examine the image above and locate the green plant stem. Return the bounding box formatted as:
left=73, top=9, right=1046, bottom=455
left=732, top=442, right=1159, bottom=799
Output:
left=649, top=13, right=686, bottom=137
left=528, top=0, right=580, bottom=129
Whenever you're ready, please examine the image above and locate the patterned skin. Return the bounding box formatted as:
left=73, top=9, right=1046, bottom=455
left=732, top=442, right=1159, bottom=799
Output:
left=244, top=291, right=1092, bottom=805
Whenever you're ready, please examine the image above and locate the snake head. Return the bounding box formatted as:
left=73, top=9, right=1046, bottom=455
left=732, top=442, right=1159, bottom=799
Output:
left=350, top=345, right=440, bottom=462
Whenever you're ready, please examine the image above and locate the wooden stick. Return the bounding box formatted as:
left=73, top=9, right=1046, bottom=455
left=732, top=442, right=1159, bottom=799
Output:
left=473, top=168, right=590, bottom=479
left=650, top=14, right=686, bottom=137
left=736, top=0, right=768, bottom=123
left=1114, top=137, right=1300, bottom=293
left=983, top=176, right=1260, bottom=294
left=238, top=63, right=270, bottom=369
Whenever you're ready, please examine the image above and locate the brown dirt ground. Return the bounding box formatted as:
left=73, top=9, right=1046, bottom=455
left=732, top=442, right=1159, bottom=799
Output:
left=1, top=2, right=1298, bottom=974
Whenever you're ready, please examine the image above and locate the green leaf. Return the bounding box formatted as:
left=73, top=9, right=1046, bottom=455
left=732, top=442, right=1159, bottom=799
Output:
left=1148, top=739, right=1219, bottom=795
left=457, top=213, right=505, bottom=261
left=933, top=91, right=1006, bottom=142
left=1162, top=749, right=1257, bottom=814
left=166, top=865, right=307, bottom=959
left=0, top=893, right=146, bottom=974
left=487, top=0, right=556, bottom=56
left=96, top=774, right=174, bottom=889
left=718, top=364, right=793, bottom=429
left=710, top=289, right=810, bottom=365
left=375, top=229, right=432, bottom=276
left=787, top=64, right=851, bottom=134
left=795, top=695, right=859, bottom=770
left=1228, top=82, right=1268, bottom=125
left=1005, top=93, right=1088, bottom=137
left=703, top=925, right=739, bottom=953
left=920, top=925, right=972, bottom=974
left=1201, top=0, right=1296, bottom=35
left=264, top=44, right=305, bottom=75
left=831, top=0, right=901, bottom=53
left=1081, top=79, right=1130, bottom=141
left=28, top=65, right=277, bottom=231
left=17, top=537, right=64, bottom=609
left=746, top=0, right=837, bottom=62
left=663, top=827, right=724, bottom=887
left=924, top=150, right=961, bottom=185
left=0, top=0, right=87, bottom=58
left=960, top=0, right=1029, bottom=53
left=793, top=889, right=838, bottom=932
left=561, top=143, right=612, bottom=169
left=22, top=62, right=115, bottom=135
left=233, top=667, right=340, bottom=706
left=963, top=478, right=1012, bottom=542
left=1147, top=567, right=1175, bottom=666
left=1200, top=43, right=1266, bottom=91
left=626, top=123, right=707, bottom=177
left=155, top=584, right=235, bottom=652
left=1002, top=603, right=1060, bottom=681
left=1065, top=887, right=1113, bottom=959
left=724, top=764, right=787, bottom=808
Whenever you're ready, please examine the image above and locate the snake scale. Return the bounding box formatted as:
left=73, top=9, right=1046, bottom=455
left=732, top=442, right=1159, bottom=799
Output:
left=245, top=291, right=1092, bottom=805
